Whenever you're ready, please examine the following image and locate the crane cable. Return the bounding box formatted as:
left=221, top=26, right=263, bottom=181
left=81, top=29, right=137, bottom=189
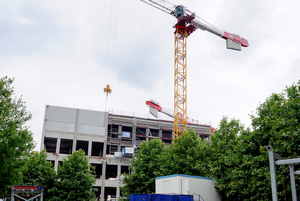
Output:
left=103, top=0, right=120, bottom=102
left=110, top=0, right=120, bottom=91
left=103, top=0, right=120, bottom=159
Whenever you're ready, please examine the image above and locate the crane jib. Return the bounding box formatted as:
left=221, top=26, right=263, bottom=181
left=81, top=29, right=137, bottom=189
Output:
left=223, top=32, right=249, bottom=47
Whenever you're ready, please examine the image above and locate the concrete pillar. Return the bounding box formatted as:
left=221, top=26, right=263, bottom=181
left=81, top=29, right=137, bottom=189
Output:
left=118, top=125, right=122, bottom=134
left=117, top=164, right=121, bottom=180
left=72, top=109, right=79, bottom=153
left=54, top=159, right=58, bottom=172
left=40, top=105, right=48, bottom=152
left=88, top=140, right=92, bottom=156
left=56, top=138, right=61, bottom=154
left=100, top=137, right=108, bottom=201
left=100, top=160, right=107, bottom=201
left=132, top=118, right=136, bottom=148
left=116, top=186, right=120, bottom=200
left=116, top=164, right=121, bottom=199
left=159, top=130, right=162, bottom=138
left=40, top=136, right=45, bottom=152
left=72, top=138, right=77, bottom=153
left=101, top=112, right=109, bottom=201
left=146, top=128, right=149, bottom=142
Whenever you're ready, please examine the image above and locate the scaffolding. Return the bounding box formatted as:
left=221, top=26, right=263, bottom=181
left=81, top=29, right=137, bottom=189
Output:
left=107, top=110, right=211, bottom=149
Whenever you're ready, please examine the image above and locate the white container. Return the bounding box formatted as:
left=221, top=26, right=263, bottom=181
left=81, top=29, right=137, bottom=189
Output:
left=155, top=174, right=221, bottom=201
left=121, top=147, right=134, bottom=157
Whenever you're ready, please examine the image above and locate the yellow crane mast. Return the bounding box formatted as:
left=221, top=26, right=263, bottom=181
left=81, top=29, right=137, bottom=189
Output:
left=174, top=28, right=187, bottom=138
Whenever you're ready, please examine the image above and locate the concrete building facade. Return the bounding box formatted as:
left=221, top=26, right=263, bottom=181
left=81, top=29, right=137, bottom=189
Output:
left=40, top=105, right=212, bottom=201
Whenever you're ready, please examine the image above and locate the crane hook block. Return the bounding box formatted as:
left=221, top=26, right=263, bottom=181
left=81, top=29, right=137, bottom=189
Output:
left=104, top=84, right=112, bottom=94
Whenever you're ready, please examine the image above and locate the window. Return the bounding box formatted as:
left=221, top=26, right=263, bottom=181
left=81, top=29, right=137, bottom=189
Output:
left=44, top=137, right=57, bottom=153
left=92, top=142, right=104, bottom=157
left=76, top=140, right=89, bottom=155
left=59, top=139, right=73, bottom=154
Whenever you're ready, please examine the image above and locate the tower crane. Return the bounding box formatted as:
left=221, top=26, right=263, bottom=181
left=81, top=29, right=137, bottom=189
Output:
left=140, top=0, right=249, bottom=139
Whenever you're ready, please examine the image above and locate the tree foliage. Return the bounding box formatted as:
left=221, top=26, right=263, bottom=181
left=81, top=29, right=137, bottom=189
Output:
left=0, top=76, right=34, bottom=197
left=21, top=150, right=56, bottom=200
left=162, top=130, right=211, bottom=177
left=208, top=117, right=245, bottom=199
left=120, top=139, right=165, bottom=197
left=209, top=117, right=271, bottom=200
left=209, top=81, right=300, bottom=200
left=251, top=81, right=300, bottom=156
left=49, top=149, right=96, bottom=201
left=248, top=81, right=300, bottom=200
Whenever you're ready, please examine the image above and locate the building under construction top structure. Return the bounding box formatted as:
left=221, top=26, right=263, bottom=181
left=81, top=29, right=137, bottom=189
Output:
left=41, top=105, right=212, bottom=201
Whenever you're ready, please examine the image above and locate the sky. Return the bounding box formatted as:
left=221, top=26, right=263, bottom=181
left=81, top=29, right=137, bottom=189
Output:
left=1, top=0, right=300, bottom=151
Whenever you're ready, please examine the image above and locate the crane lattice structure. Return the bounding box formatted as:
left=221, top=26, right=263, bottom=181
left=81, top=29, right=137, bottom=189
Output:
left=141, top=0, right=249, bottom=139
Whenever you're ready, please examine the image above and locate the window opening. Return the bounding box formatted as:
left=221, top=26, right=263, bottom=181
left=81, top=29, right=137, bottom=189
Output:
left=59, top=139, right=73, bottom=154
left=136, top=127, right=146, bottom=136
left=107, top=145, right=118, bottom=154
left=122, top=126, right=132, bottom=132
left=92, top=142, right=104, bottom=157
left=162, top=130, right=172, bottom=138
left=121, top=165, right=129, bottom=174
left=106, top=165, right=118, bottom=179
left=94, top=187, right=101, bottom=201
left=149, top=129, right=159, bottom=137
left=105, top=187, right=117, bottom=201
left=91, top=163, right=103, bottom=179
left=44, top=137, right=57, bottom=153
left=76, top=140, right=89, bottom=155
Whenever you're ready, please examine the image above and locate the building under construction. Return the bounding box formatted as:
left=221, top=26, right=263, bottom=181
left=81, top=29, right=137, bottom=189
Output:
left=40, top=105, right=212, bottom=201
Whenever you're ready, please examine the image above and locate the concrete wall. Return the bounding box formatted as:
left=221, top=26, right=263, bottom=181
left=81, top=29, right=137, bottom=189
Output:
left=43, top=105, right=107, bottom=137
left=156, top=174, right=221, bottom=201
left=41, top=105, right=213, bottom=201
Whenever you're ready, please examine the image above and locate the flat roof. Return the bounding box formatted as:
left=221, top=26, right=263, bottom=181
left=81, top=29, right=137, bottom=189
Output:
left=156, top=174, right=213, bottom=181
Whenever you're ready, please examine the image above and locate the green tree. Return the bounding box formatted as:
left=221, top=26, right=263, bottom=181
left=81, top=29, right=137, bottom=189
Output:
left=251, top=81, right=300, bottom=156
left=208, top=117, right=244, bottom=200
left=249, top=80, right=300, bottom=200
left=162, top=130, right=211, bottom=177
left=209, top=81, right=300, bottom=201
left=49, top=149, right=96, bottom=201
left=208, top=117, right=271, bottom=200
left=120, top=139, right=165, bottom=197
left=21, top=150, right=56, bottom=200
left=0, top=76, right=34, bottom=197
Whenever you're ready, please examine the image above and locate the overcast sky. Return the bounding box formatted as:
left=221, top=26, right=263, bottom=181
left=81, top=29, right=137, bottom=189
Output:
left=1, top=0, right=300, bottom=151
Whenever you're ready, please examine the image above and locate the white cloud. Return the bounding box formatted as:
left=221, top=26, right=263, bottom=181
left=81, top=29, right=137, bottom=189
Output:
left=1, top=0, right=300, bottom=150
left=0, top=1, right=75, bottom=59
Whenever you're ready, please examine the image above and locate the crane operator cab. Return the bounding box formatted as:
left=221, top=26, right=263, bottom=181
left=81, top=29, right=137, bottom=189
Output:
left=175, top=5, right=186, bottom=19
